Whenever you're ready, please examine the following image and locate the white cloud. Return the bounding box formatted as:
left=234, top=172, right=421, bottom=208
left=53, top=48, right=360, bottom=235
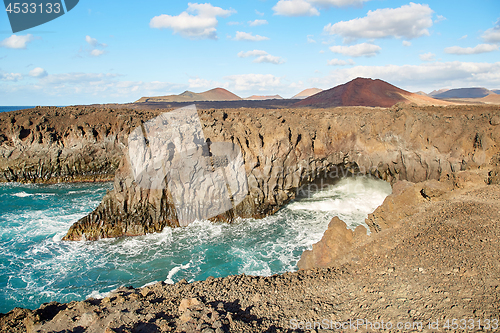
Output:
left=307, top=35, right=316, bottom=43
left=403, top=41, right=412, bottom=47
left=310, top=61, right=500, bottom=92
left=0, top=71, right=185, bottom=105
left=272, top=0, right=370, bottom=16
left=238, top=50, right=285, bottom=64
left=482, top=20, right=500, bottom=43
left=238, top=50, right=269, bottom=57
left=254, top=55, right=285, bottom=64
left=85, top=35, right=107, bottom=48
left=188, top=77, right=222, bottom=89
left=0, top=71, right=22, bottom=81
left=249, top=19, right=268, bottom=26
left=150, top=3, right=235, bottom=40
left=444, top=44, right=499, bottom=55
left=324, top=3, right=434, bottom=42
left=224, top=74, right=283, bottom=91
left=309, top=0, right=370, bottom=7
left=39, top=72, right=121, bottom=85
left=255, top=10, right=264, bottom=16
left=85, top=35, right=107, bottom=56
left=459, top=35, right=468, bottom=40
left=234, top=31, right=269, bottom=41
left=327, top=58, right=355, bottom=66
left=90, top=49, right=105, bottom=57
left=434, top=15, right=446, bottom=23
left=272, top=0, right=319, bottom=17
left=419, top=52, right=435, bottom=62
left=0, top=34, right=35, bottom=49
left=29, top=67, right=48, bottom=78
left=329, top=43, right=381, bottom=57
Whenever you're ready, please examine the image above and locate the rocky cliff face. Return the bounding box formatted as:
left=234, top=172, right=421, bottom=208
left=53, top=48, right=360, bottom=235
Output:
left=297, top=167, right=497, bottom=270
left=63, top=103, right=500, bottom=240
left=0, top=106, right=163, bottom=183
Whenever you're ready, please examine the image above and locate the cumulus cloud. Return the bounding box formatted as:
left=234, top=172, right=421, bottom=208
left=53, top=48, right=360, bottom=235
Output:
left=309, top=0, right=370, bottom=7
left=307, top=35, right=316, bottom=43
left=272, top=0, right=319, bottom=17
left=238, top=50, right=285, bottom=64
left=482, top=19, right=500, bottom=43
left=90, top=49, right=105, bottom=57
left=234, top=31, right=270, bottom=41
left=238, top=50, right=269, bottom=57
left=249, top=19, right=268, bottom=26
left=272, top=0, right=370, bottom=16
left=0, top=72, right=185, bottom=105
left=403, top=41, right=412, bottom=47
left=324, top=3, right=434, bottom=42
left=224, top=74, right=283, bottom=91
left=0, top=34, right=35, bottom=49
left=150, top=3, right=235, bottom=40
left=329, top=43, right=381, bottom=57
left=188, top=77, right=222, bottom=89
left=0, top=71, right=22, bottom=81
left=419, top=52, right=435, bottom=62
left=85, top=35, right=107, bottom=48
left=327, top=58, right=355, bottom=66
left=445, top=44, right=499, bottom=55
left=310, top=61, right=500, bottom=92
left=84, top=35, right=107, bottom=56
left=29, top=67, right=48, bottom=78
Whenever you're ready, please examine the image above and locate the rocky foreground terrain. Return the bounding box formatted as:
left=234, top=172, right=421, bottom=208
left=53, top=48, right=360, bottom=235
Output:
left=1, top=103, right=500, bottom=332
left=1, top=168, right=499, bottom=332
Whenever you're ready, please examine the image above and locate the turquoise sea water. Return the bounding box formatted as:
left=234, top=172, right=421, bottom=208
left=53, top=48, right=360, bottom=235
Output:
left=0, top=177, right=391, bottom=314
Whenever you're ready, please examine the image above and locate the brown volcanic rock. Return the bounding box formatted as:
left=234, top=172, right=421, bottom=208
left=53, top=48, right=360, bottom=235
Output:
left=294, top=77, right=452, bottom=108
left=294, top=77, right=409, bottom=108
left=63, top=103, right=500, bottom=241
left=5, top=177, right=500, bottom=332
left=0, top=106, right=154, bottom=183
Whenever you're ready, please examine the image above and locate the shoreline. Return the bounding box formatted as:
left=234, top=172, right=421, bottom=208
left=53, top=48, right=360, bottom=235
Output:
left=1, top=104, right=500, bottom=331
left=1, top=169, right=499, bottom=332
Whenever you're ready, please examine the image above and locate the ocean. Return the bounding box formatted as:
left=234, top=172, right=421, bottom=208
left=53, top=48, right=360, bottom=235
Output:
left=0, top=106, right=37, bottom=113
left=0, top=176, right=391, bottom=314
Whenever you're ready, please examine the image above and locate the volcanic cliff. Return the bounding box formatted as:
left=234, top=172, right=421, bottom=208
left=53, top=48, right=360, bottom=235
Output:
left=59, top=103, right=500, bottom=241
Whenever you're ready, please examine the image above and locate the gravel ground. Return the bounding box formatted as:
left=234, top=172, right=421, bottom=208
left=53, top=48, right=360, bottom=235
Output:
left=1, top=179, right=499, bottom=333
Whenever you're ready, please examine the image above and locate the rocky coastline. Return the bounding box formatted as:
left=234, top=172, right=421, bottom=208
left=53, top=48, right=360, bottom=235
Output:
left=1, top=104, right=500, bottom=332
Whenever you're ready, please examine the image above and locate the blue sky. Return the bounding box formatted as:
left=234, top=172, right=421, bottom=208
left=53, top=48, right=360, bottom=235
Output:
left=0, top=0, right=499, bottom=105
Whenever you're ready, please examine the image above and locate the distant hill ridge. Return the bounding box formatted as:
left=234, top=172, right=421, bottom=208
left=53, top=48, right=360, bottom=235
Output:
left=292, top=88, right=323, bottom=99
left=244, top=95, right=283, bottom=100
left=293, top=77, right=452, bottom=108
left=433, top=87, right=497, bottom=99
left=135, top=88, right=242, bottom=103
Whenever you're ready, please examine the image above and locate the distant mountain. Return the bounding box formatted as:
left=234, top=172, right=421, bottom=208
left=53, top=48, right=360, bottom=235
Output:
left=293, top=78, right=452, bottom=108
left=480, top=94, right=500, bottom=104
left=415, top=91, right=428, bottom=96
left=433, top=87, right=495, bottom=99
left=244, top=95, right=283, bottom=100
left=292, top=88, right=323, bottom=99
left=492, top=89, right=500, bottom=95
left=136, top=88, right=242, bottom=103
left=428, top=89, right=450, bottom=97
